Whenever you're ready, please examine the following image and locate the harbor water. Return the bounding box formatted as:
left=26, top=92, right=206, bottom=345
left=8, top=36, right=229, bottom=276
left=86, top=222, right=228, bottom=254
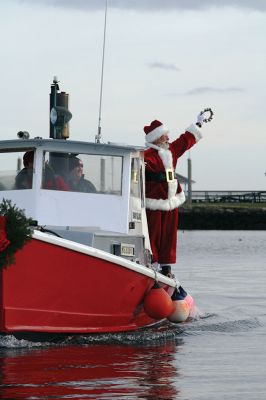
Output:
left=0, top=230, right=265, bottom=399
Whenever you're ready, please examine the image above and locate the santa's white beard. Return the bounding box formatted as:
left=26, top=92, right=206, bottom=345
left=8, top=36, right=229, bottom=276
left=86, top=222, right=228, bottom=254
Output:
left=157, top=142, right=169, bottom=150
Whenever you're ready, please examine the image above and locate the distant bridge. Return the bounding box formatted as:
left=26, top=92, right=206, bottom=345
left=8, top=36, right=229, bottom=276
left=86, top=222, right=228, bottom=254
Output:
left=191, top=191, right=266, bottom=203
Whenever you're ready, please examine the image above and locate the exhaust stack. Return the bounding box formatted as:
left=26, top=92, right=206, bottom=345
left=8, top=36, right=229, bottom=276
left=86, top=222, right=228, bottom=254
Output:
left=49, top=77, right=72, bottom=139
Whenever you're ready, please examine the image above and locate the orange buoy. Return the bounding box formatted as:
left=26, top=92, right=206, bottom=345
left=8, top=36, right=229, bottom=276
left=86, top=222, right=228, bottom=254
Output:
left=143, top=282, right=174, bottom=320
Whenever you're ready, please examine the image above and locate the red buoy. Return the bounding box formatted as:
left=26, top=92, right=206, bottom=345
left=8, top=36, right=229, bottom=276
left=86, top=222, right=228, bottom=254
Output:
left=143, top=283, right=174, bottom=320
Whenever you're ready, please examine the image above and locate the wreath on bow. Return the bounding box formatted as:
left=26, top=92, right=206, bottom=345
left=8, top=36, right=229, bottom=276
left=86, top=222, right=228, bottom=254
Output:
left=0, top=199, right=34, bottom=269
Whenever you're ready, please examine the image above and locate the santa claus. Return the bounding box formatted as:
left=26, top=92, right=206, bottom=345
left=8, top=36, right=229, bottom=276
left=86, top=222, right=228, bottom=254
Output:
left=144, top=113, right=204, bottom=276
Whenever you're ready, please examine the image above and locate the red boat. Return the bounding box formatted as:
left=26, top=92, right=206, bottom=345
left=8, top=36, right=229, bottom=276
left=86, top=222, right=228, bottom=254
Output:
left=0, top=79, right=186, bottom=337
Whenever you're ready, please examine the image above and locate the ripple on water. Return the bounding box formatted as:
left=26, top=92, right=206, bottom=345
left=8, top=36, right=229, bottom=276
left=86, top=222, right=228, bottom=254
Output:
left=0, top=310, right=264, bottom=349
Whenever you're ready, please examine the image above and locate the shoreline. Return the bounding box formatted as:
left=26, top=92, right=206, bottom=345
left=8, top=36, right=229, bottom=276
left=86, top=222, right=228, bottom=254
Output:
left=178, top=204, right=266, bottom=230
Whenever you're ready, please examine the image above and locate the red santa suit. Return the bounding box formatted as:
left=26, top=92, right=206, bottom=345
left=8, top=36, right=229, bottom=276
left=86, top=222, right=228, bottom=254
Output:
left=144, top=120, right=202, bottom=265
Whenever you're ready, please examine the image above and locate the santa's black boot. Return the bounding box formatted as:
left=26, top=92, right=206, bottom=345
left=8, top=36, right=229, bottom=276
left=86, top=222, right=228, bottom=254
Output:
left=161, top=265, right=172, bottom=277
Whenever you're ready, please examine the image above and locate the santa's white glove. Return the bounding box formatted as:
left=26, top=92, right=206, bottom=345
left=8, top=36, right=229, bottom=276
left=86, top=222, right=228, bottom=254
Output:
left=196, top=113, right=204, bottom=127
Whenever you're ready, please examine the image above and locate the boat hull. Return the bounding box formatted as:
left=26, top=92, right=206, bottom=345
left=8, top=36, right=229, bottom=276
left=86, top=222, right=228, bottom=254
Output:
left=0, top=235, right=174, bottom=334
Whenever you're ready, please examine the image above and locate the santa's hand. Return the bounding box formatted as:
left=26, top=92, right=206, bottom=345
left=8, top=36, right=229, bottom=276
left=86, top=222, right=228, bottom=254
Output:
left=196, top=112, right=204, bottom=127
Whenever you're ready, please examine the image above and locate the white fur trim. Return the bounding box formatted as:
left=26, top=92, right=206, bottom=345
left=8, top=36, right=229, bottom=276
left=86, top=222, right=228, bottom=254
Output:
left=145, top=143, right=163, bottom=151
left=158, top=148, right=172, bottom=169
left=146, top=191, right=186, bottom=211
left=145, top=147, right=186, bottom=211
left=186, top=123, right=203, bottom=142
left=145, top=124, right=169, bottom=143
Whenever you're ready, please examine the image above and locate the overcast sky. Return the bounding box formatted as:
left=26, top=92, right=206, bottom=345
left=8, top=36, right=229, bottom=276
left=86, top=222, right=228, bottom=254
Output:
left=0, top=0, right=265, bottom=190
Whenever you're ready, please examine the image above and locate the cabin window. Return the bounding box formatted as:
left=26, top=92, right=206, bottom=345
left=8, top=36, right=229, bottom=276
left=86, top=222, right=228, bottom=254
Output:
left=42, top=152, right=123, bottom=195
left=130, top=158, right=144, bottom=207
left=0, top=149, right=35, bottom=190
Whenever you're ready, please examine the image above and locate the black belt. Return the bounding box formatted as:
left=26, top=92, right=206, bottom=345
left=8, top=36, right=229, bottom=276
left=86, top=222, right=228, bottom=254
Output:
left=145, top=170, right=177, bottom=183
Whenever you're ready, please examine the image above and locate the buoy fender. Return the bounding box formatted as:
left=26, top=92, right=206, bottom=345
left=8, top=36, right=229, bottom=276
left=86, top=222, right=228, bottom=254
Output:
left=143, top=285, right=174, bottom=320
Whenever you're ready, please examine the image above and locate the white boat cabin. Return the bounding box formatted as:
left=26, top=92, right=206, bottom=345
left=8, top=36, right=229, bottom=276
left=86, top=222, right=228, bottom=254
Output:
left=0, top=138, right=149, bottom=240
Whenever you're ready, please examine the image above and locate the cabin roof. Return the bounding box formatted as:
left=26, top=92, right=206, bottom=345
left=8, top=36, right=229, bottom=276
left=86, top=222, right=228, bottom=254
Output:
left=0, top=138, right=145, bottom=154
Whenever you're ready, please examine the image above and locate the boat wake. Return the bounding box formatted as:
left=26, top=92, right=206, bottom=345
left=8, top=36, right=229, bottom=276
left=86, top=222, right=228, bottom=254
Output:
left=0, top=325, right=183, bottom=348
left=181, top=315, right=263, bottom=336
left=1, top=310, right=262, bottom=349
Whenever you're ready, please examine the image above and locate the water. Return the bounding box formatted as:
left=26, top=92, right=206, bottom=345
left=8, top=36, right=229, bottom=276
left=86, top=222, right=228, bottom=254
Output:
left=0, top=231, right=265, bottom=399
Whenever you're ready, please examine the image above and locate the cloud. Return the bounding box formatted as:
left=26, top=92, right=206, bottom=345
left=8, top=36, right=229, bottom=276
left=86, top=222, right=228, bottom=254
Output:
left=184, top=86, right=245, bottom=95
left=14, top=0, right=266, bottom=12
left=148, top=62, right=180, bottom=71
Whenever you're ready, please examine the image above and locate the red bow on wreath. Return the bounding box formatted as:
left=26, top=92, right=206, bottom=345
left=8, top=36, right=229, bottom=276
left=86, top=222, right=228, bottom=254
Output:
left=0, top=216, right=10, bottom=252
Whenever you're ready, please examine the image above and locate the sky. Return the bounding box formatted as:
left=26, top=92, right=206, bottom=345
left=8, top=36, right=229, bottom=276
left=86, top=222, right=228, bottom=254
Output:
left=0, top=0, right=265, bottom=190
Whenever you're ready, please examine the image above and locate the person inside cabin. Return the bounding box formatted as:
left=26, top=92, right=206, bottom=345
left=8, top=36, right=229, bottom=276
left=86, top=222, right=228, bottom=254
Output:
left=15, top=150, right=34, bottom=189
left=15, top=150, right=69, bottom=191
left=43, top=162, right=69, bottom=191
left=143, top=113, right=205, bottom=277
left=66, top=156, right=96, bottom=193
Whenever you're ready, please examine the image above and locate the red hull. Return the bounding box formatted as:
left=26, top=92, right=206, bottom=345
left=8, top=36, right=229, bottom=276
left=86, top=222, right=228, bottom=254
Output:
left=0, top=236, right=173, bottom=334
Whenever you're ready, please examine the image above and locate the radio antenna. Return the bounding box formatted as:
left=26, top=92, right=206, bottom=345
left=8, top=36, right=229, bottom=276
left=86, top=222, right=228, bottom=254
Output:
left=95, top=0, right=108, bottom=143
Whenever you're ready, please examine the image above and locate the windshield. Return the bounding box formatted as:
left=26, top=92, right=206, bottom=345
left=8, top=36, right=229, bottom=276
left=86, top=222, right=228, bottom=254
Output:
left=0, top=150, right=123, bottom=195
left=0, top=149, right=34, bottom=190
left=43, top=152, right=123, bottom=194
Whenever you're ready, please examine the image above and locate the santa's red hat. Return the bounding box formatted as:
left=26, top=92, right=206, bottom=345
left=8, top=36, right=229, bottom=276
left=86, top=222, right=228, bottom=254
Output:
left=144, top=120, right=169, bottom=143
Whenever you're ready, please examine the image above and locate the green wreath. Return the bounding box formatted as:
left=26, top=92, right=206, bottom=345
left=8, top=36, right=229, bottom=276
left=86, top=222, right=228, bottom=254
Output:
left=0, top=199, right=34, bottom=269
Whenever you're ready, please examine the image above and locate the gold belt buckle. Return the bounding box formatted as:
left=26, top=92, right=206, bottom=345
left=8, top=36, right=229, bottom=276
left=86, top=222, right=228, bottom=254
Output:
left=166, top=168, right=175, bottom=182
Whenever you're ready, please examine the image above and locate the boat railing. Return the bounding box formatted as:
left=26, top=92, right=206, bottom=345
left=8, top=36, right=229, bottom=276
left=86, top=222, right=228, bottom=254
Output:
left=191, top=190, right=266, bottom=203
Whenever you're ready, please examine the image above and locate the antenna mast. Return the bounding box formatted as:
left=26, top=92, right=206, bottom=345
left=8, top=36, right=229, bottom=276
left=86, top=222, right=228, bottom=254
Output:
left=95, top=0, right=108, bottom=144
